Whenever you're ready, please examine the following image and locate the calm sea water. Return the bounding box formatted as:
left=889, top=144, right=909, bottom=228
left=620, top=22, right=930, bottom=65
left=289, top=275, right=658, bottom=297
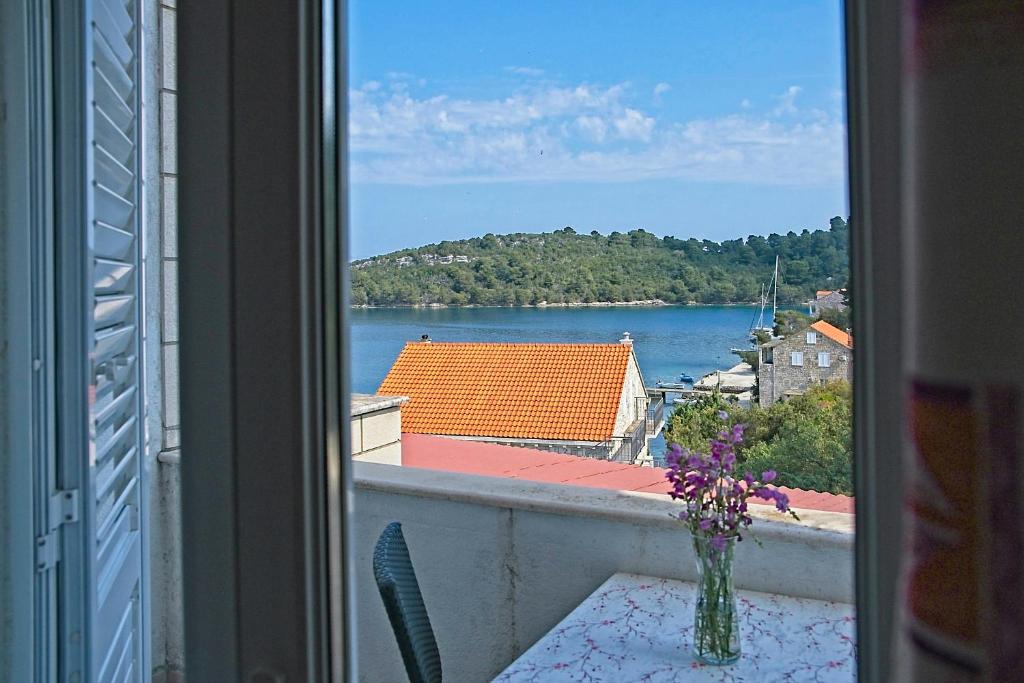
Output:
left=351, top=305, right=766, bottom=461
left=351, top=305, right=764, bottom=421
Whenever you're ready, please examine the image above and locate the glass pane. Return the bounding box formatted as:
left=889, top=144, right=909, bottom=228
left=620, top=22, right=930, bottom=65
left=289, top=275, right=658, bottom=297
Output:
left=348, top=2, right=853, bottom=680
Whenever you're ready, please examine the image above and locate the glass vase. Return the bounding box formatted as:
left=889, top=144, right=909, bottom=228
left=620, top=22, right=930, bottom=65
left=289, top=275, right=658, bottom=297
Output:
left=691, top=535, right=740, bottom=665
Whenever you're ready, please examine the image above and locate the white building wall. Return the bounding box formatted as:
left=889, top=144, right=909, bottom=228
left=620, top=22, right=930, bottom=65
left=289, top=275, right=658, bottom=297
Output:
left=141, top=1, right=183, bottom=680
left=611, top=350, right=647, bottom=437
left=352, top=403, right=405, bottom=465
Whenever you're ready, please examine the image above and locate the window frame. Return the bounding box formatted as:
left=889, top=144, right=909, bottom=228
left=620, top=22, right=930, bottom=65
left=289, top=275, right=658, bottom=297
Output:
left=807, top=331, right=818, bottom=344
left=790, top=351, right=804, bottom=367
left=845, top=1, right=906, bottom=680
left=164, top=1, right=908, bottom=681
left=178, top=0, right=344, bottom=679
left=818, top=352, right=831, bottom=368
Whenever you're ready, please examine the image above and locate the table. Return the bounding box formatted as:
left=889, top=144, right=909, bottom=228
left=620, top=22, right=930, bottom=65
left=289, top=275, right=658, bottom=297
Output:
left=493, top=573, right=856, bottom=682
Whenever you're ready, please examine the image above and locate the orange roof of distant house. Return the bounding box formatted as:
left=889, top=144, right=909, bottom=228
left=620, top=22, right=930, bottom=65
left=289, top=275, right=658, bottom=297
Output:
left=816, top=289, right=839, bottom=298
left=811, top=320, right=853, bottom=349
left=378, top=342, right=632, bottom=441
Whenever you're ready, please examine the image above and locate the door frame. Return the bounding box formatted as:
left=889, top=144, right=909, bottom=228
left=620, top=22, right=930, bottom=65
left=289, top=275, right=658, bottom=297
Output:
left=178, top=0, right=347, bottom=678
left=1, top=1, right=59, bottom=680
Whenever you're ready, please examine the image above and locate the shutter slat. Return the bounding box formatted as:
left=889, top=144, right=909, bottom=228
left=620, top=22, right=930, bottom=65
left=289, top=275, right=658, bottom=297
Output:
left=95, top=577, right=139, bottom=669
left=93, top=325, right=134, bottom=366
left=93, top=7, right=132, bottom=66
left=95, top=524, right=139, bottom=627
left=87, top=1, right=142, bottom=679
left=98, top=0, right=133, bottom=39
left=94, top=223, right=134, bottom=261
left=95, top=107, right=134, bottom=165
left=93, top=357, right=135, bottom=419
left=97, top=597, right=134, bottom=682
left=92, top=28, right=133, bottom=100
left=96, top=476, right=137, bottom=546
left=95, top=68, right=134, bottom=130
left=95, top=295, right=134, bottom=330
left=94, top=259, right=133, bottom=294
left=96, top=446, right=137, bottom=503
left=94, top=383, right=136, bottom=428
left=94, top=182, right=134, bottom=228
left=97, top=503, right=131, bottom=573
left=95, top=146, right=134, bottom=196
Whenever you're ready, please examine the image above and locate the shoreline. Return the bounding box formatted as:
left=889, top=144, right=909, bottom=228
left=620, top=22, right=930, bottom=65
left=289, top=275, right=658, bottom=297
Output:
left=351, top=300, right=763, bottom=310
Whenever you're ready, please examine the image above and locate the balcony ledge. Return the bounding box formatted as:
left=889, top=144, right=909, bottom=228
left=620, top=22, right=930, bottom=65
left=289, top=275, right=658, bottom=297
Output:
left=353, top=461, right=853, bottom=545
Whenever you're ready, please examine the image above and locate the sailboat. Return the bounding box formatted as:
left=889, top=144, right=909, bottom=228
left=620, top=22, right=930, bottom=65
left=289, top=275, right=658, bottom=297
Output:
left=748, top=256, right=779, bottom=341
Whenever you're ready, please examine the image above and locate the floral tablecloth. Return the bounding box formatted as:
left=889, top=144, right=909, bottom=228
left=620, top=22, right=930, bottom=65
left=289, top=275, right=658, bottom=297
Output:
left=493, top=573, right=856, bottom=682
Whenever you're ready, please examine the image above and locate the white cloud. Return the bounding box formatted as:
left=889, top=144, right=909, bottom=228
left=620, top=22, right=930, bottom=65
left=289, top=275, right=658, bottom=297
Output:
left=653, top=82, right=672, bottom=97
left=506, top=66, right=545, bottom=77
left=574, top=115, right=608, bottom=143
left=613, top=108, right=655, bottom=142
left=740, top=98, right=752, bottom=109
left=773, top=85, right=802, bottom=116
left=349, top=78, right=845, bottom=187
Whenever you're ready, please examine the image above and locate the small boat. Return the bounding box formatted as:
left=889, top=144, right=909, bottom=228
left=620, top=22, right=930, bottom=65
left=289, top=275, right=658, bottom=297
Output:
left=678, top=373, right=694, bottom=383
left=657, top=380, right=692, bottom=390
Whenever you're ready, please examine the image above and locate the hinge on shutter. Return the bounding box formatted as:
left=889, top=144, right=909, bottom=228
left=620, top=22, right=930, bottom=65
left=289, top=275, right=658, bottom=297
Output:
left=49, top=489, right=80, bottom=530
left=35, top=533, right=59, bottom=572
left=35, top=489, right=80, bottom=573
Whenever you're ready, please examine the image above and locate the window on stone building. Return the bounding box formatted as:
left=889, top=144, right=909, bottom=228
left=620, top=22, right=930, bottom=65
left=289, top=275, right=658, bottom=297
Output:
left=807, top=331, right=818, bottom=344
left=819, top=352, right=831, bottom=367
left=791, top=351, right=804, bottom=366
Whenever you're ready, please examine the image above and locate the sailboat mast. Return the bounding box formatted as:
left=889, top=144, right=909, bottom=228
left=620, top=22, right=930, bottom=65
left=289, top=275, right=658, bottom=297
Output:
left=772, top=256, right=779, bottom=323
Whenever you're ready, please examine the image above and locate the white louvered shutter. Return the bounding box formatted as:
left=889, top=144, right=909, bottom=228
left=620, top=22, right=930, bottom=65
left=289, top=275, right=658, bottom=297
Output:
left=88, top=0, right=146, bottom=680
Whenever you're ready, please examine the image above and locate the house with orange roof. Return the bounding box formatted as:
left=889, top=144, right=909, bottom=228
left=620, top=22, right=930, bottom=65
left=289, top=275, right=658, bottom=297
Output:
left=377, top=334, right=658, bottom=464
left=758, top=320, right=853, bottom=407
left=807, top=289, right=848, bottom=317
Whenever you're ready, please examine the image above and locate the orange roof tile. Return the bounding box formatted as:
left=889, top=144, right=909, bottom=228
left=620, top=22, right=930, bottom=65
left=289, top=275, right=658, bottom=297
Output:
left=816, top=289, right=838, bottom=298
left=378, top=342, right=632, bottom=441
left=810, top=320, right=853, bottom=349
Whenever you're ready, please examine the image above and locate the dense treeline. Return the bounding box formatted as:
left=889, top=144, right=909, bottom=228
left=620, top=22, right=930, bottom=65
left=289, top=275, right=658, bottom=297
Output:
left=351, top=217, right=850, bottom=306
left=664, top=382, right=853, bottom=495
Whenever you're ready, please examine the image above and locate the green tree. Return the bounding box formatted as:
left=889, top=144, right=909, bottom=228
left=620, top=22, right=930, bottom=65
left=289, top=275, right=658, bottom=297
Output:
left=350, top=219, right=851, bottom=307
left=773, top=310, right=811, bottom=336
left=664, top=382, right=852, bottom=495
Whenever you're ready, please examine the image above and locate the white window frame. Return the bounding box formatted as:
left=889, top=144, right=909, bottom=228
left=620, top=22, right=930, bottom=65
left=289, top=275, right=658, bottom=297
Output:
left=807, top=331, right=818, bottom=344
left=818, top=352, right=831, bottom=368
left=790, top=351, right=804, bottom=366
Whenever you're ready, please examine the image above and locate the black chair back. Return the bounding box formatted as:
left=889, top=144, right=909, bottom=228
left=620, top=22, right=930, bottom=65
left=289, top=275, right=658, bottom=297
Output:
left=373, top=522, right=442, bottom=683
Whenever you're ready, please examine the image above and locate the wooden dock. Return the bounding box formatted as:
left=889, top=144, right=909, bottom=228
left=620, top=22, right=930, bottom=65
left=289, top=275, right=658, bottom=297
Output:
left=647, top=386, right=701, bottom=400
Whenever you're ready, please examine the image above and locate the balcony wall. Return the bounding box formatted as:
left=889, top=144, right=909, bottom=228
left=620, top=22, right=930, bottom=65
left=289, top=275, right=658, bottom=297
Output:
left=351, top=394, right=407, bottom=465
left=353, top=462, right=854, bottom=682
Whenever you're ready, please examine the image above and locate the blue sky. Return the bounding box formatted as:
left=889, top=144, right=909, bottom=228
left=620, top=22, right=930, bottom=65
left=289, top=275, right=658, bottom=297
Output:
left=349, top=1, right=847, bottom=259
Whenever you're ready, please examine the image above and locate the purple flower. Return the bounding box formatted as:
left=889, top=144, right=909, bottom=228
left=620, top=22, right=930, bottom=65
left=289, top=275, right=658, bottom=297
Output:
left=699, top=518, right=713, bottom=531
left=717, top=410, right=729, bottom=421
left=710, top=533, right=728, bottom=552
left=762, top=470, right=777, bottom=483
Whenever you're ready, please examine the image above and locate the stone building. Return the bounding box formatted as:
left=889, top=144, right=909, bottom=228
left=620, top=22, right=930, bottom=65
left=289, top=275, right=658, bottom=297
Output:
left=758, top=320, right=853, bottom=407
left=807, top=289, right=848, bottom=317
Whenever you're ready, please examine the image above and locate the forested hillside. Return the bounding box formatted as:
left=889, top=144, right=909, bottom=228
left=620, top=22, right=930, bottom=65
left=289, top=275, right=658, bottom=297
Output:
left=351, top=217, right=849, bottom=306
